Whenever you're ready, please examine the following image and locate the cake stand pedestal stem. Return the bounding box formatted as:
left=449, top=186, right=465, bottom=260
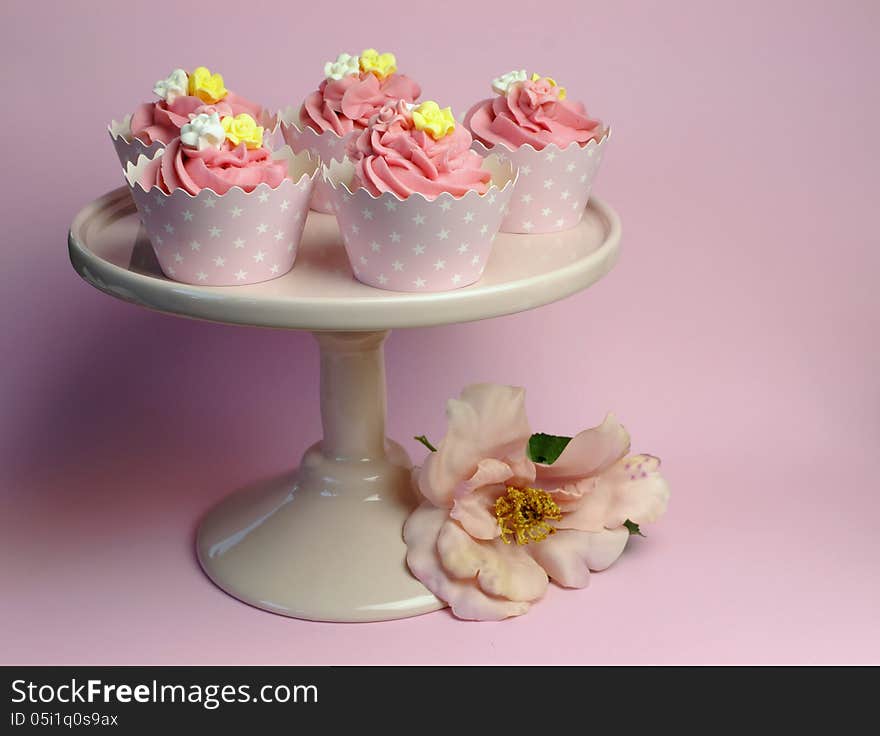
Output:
left=196, top=329, right=444, bottom=622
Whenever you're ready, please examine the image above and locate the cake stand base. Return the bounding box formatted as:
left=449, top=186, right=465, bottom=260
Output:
left=196, top=330, right=444, bottom=622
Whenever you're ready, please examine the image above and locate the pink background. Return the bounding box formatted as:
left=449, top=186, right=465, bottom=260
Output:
left=2, top=0, right=878, bottom=664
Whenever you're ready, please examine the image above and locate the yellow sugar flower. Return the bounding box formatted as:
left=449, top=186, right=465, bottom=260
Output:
left=188, top=66, right=228, bottom=104
left=359, top=48, right=397, bottom=79
left=530, top=73, right=566, bottom=100
left=221, top=113, right=264, bottom=149
left=412, top=101, right=456, bottom=140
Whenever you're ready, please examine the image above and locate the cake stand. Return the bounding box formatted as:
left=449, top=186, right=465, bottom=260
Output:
left=68, top=187, right=621, bottom=622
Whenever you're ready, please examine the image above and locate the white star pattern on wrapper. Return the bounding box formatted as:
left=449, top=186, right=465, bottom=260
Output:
left=469, top=136, right=607, bottom=234
left=130, top=168, right=314, bottom=286
left=324, top=163, right=520, bottom=291
left=370, top=241, right=382, bottom=253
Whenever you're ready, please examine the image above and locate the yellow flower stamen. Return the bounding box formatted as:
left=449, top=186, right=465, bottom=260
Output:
left=495, top=486, right=562, bottom=545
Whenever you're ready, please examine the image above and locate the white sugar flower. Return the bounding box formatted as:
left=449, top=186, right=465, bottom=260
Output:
left=180, top=112, right=225, bottom=151
left=153, top=68, right=189, bottom=104
left=491, top=69, right=528, bottom=95
left=324, top=53, right=360, bottom=81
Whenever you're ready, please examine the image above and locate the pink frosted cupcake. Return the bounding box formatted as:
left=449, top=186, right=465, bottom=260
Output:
left=280, top=49, right=421, bottom=212
left=109, top=66, right=273, bottom=169
left=124, top=110, right=318, bottom=286
left=465, top=71, right=610, bottom=234
left=324, top=100, right=516, bottom=292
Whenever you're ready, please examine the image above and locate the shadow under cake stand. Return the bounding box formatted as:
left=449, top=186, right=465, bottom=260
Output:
left=68, top=187, right=621, bottom=622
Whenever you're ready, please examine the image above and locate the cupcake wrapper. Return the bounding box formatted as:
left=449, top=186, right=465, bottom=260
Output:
left=108, top=115, right=164, bottom=171
left=324, top=156, right=517, bottom=292
left=280, top=106, right=355, bottom=214
left=124, top=146, right=318, bottom=286
left=472, top=130, right=610, bottom=234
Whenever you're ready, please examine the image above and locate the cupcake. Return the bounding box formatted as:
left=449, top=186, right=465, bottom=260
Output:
left=109, top=66, right=274, bottom=169
left=280, top=49, right=421, bottom=213
left=324, top=100, right=516, bottom=292
left=124, top=111, right=318, bottom=286
left=465, top=71, right=610, bottom=234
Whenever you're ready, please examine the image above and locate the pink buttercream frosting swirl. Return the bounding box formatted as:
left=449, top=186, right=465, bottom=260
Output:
left=345, top=101, right=491, bottom=200
left=130, top=92, right=263, bottom=146
left=144, top=137, right=287, bottom=195
left=465, top=78, right=606, bottom=150
left=300, top=72, right=421, bottom=137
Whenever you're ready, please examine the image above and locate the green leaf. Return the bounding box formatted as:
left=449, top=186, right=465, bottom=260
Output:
left=528, top=433, right=572, bottom=465
left=624, top=519, right=645, bottom=537
left=414, top=435, right=437, bottom=452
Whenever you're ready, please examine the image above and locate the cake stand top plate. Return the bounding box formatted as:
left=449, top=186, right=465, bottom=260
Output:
left=68, top=187, right=620, bottom=331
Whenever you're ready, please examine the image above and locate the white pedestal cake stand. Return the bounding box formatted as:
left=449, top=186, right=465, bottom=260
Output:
left=68, top=187, right=621, bottom=622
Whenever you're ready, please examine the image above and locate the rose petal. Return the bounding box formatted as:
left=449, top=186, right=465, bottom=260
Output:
left=418, top=384, right=535, bottom=507
left=527, top=528, right=629, bottom=588
left=437, top=519, right=548, bottom=603
left=403, top=503, right=529, bottom=621
left=534, top=413, right=630, bottom=483
left=557, top=454, right=670, bottom=532
left=450, top=483, right=504, bottom=540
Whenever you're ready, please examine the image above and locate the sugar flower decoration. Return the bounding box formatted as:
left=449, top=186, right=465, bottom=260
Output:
left=324, top=52, right=360, bottom=81
left=404, top=384, right=670, bottom=621
left=412, top=101, right=456, bottom=140
left=530, top=72, right=567, bottom=100
left=359, top=48, right=397, bottom=80
left=491, top=69, right=527, bottom=95
left=153, top=68, right=189, bottom=104
left=180, top=111, right=225, bottom=151
left=221, top=113, right=264, bottom=149
left=188, top=66, right=228, bottom=105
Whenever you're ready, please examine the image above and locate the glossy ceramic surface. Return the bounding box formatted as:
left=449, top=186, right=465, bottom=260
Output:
left=68, top=189, right=621, bottom=621
left=68, top=187, right=620, bottom=331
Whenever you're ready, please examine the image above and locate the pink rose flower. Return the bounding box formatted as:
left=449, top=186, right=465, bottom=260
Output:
left=404, top=384, right=670, bottom=621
